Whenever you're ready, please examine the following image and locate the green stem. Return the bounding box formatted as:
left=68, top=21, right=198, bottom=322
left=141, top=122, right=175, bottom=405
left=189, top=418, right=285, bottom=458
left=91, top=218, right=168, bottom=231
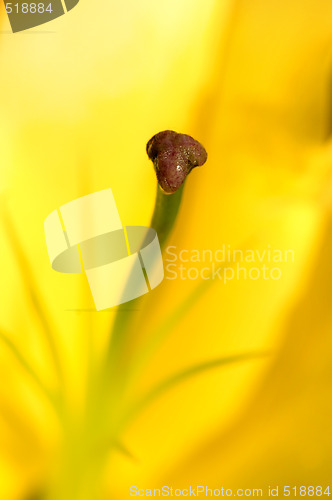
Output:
left=103, top=184, right=185, bottom=374
left=150, top=184, right=184, bottom=250
left=78, top=183, right=186, bottom=495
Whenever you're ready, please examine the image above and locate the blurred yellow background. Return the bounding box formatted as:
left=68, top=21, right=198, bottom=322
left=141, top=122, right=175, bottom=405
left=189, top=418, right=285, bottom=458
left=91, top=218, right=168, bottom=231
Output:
left=1, top=0, right=332, bottom=499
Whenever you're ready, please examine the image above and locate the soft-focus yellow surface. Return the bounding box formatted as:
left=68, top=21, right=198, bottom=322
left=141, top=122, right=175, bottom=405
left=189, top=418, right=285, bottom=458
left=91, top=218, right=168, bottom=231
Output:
left=1, top=0, right=332, bottom=499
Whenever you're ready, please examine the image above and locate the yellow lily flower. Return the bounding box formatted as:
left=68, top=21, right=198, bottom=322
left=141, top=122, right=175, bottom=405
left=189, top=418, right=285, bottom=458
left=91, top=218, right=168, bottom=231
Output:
left=1, top=0, right=332, bottom=499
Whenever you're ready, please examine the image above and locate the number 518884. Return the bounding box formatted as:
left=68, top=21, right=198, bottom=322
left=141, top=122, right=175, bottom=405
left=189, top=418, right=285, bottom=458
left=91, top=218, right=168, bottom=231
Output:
left=5, top=3, right=53, bottom=14
left=283, top=487, right=330, bottom=496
